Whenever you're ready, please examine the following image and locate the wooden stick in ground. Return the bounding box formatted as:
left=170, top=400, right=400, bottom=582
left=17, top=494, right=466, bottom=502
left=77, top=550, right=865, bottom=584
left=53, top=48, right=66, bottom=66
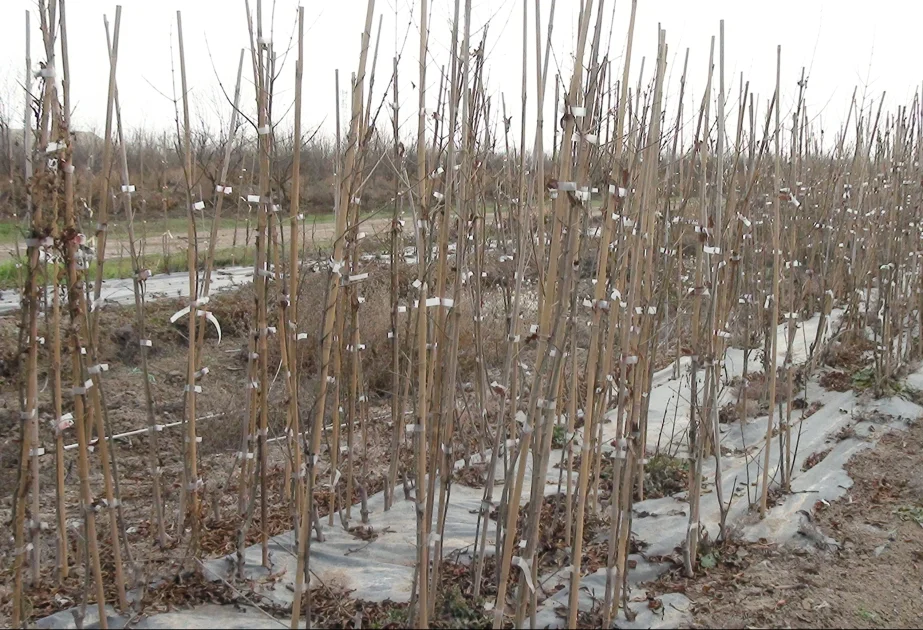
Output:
left=491, top=2, right=595, bottom=626
left=74, top=11, right=132, bottom=613
left=56, top=2, right=108, bottom=620
left=12, top=8, right=41, bottom=620
left=533, top=0, right=556, bottom=273
left=424, top=1, right=464, bottom=612
left=431, top=0, right=476, bottom=610
left=53, top=0, right=76, bottom=580
left=291, top=2, right=375, bottom=625
left=760, top=46, right=782, bottom=517
left=31, top=1, right=61, bottom=587
left=410, top=0, right=430, bottom=625
left=88, top=0, right=123, bottom=353
left=287, top=8, right=305, bottom=525
left=328, top=67, right=343, bottom=526
left=684, top=35, right=714, bottom=577
left=196, top=49, right=246, bottom=518
left=192, top=47, right=244, bottom=410
left=329, top=294, right=346, bottom=525
left=519, top=5, right=606, bottom=627
left=385, top=55, right=401, bottom=511
left=176, top=9, right=202, bottom=548
left=51, top=211, right=68, bottom=583
left=109, top=26, right=169, bottom=549
left=253, top=13, right=272, bottom=570
left=599, top=2, right=637, bottom=625
left=234, top=1, right=264, bottom=574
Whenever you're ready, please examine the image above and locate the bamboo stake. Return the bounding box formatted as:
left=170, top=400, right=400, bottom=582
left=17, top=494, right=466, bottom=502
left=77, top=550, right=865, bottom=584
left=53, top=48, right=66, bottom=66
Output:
left=12, top=8, right=41, bottom=618
left=684, top=35, right=714, bottom=577
left=385, top=55, right=401, bottom=511
left=108, top=22, right=169, bottom=550
left=288, top=7, right=305, bottom=526
left=175, top=9, right=203, bottom=553
left=292, top=2, right=375, bottom=625
left=760, top=46, right=783, bottom=517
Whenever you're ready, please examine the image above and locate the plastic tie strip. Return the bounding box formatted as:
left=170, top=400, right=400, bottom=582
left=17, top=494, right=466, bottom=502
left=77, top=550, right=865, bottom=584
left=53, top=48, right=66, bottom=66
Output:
left=608, top=185, right=628, bottom=197
left=72, top=379, right=94, bottom=396
left=425, top=297, right=454, bottom=308
left=511, top=556, right=535, bottom=592
left=583, top=299, right=610, bottom=311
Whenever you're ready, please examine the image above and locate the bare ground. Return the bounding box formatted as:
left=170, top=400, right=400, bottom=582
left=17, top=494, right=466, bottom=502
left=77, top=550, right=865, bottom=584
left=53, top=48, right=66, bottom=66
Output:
left=647, top=420, right=923, bottom=629
left=0, top=217, right=392, bottom=262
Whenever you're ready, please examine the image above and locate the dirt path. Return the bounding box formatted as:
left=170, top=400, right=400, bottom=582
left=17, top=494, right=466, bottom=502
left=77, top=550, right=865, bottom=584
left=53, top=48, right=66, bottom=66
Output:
left=647, top=419, right=923, bottom=629
left=0, top=217, right=392, bottom=261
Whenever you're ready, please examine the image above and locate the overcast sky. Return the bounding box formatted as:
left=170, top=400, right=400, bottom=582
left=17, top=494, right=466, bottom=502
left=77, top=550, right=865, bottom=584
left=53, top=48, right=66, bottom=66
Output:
left=0, top=0, right=918, bottom=151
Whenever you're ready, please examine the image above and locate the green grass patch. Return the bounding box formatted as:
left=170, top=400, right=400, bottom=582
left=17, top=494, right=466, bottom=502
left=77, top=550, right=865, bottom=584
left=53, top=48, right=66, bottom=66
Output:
left=857, top=607, right=880, bottom=623
left=894, top=504, right=923, bottom=525
left=0, top=221, right=23, bottom=243
left=0, top=257, right=26, bottom=289
left=0, top=212, right=342, bottom=246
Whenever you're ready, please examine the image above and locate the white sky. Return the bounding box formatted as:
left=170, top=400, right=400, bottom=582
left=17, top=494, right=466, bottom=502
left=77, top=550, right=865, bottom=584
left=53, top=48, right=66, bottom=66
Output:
left=0, top=0, right=919, bottom=151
